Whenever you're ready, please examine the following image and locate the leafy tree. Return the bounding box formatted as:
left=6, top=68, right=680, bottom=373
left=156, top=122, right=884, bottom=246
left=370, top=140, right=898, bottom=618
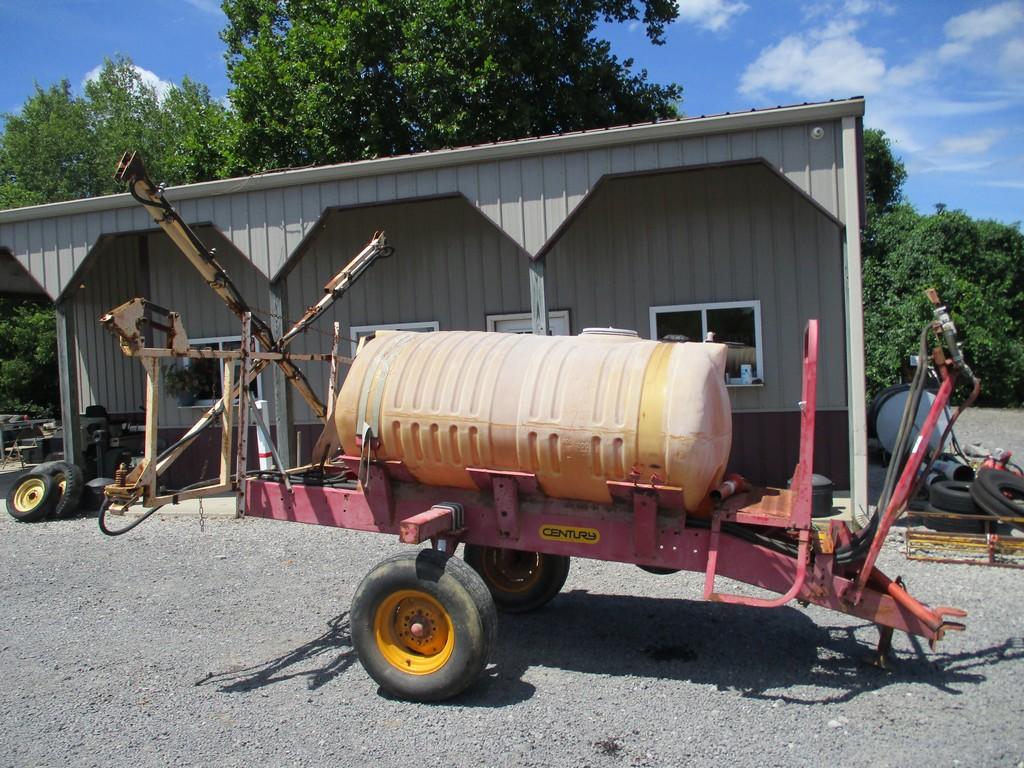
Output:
left=162, top=77, right=240, bottom=183
left=0, top=56, right=234, bottom=209
left=0, top=81, right=95, bottom=205
left=0, top=298, right=59, bottom=417
left=222, top=0, right=682, bottom=170
left=862, top=128, right=906, bottom=220
left=862, top=204, right=1024, bottom=406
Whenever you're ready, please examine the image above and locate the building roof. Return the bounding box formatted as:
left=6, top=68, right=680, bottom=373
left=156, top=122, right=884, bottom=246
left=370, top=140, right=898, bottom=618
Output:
left=0, top=97, right=864, bottom=225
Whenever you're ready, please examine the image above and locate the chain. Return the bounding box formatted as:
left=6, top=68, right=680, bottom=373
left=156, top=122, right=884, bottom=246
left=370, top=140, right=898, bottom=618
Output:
left=199, top=497, right=205, bottom=533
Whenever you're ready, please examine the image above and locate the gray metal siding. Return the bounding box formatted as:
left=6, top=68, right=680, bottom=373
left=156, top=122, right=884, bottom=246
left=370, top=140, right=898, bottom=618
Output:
left=0, top=119, right=847, bottom=299
left=68, top=228, right=272, bottom=428
left=144, top=228, right=272, bottom=428
left=284, top=196, right=532, bottom=423
left=545, top=164, right=847, bottom=412
left=69, top=236, right=147, bottom=416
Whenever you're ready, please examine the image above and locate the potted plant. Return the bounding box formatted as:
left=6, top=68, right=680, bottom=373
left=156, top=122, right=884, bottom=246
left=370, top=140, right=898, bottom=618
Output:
left=164, top=364, right=207, bottom=407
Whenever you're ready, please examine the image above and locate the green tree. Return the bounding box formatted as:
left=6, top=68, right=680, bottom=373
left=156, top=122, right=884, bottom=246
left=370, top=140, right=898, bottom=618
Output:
left=162, top=77, right=239, bottom=182
left=0, top=56, right=235, bottom=208
left=222, top=0, right=682, bottom=171
left=0, top=81, right=95, bottom=205
left=862, top=128, right=907, bottom=221
left=861, top=127, right=1024, bottom=406
left=0, top=298, right=59, bottom=417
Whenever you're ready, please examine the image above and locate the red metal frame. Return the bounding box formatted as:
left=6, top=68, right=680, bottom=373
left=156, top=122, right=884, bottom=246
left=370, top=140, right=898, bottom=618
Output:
left=244, top=320, right=966, bottom=646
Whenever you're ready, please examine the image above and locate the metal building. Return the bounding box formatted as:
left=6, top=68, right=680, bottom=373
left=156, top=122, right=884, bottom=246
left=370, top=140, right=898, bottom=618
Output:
left=0, top=97, right=869, bottom=508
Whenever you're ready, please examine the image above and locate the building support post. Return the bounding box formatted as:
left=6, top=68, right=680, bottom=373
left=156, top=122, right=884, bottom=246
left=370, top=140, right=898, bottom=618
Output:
left=840, top=115, right=868, bottom=515
left=55, top=300, right=82, bottom=468
left=268, top=281, right=294, bottom=468
left=529, top=256, right=548, bottom=336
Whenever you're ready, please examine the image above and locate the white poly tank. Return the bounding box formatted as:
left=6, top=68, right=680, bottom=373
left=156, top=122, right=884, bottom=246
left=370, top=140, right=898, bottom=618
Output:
left=333, top=329, right=732, bottom=512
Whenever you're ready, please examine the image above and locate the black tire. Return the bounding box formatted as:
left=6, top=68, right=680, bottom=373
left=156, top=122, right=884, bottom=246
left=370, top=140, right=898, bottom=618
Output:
left=464, top=545, right=570, bottom=613
left=638, top=565, right=681, bottom=575
left=351, top=549, right=497, bottom=702
left=5, top=471, right=59, bottom=522
left=81, top=478, right=114, bottom=512
left=38, top=461, right=85, bottom=518
left=929, top=480, right=977, bottom=513
left=971, top=469, right=1024, bottom=531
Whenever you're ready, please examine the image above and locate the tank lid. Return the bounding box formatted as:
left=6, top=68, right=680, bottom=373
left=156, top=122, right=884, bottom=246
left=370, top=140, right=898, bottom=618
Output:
left=580, top=327, right=639, bottom=337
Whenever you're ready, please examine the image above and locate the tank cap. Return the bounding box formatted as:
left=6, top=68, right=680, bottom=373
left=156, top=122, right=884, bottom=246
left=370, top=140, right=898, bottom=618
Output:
left=580, top=327, right=639, bottom=337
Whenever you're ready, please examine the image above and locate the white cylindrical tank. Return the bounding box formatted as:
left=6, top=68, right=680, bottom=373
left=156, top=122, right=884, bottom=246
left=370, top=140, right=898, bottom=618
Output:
left=335, top=329, right=732, bottom=512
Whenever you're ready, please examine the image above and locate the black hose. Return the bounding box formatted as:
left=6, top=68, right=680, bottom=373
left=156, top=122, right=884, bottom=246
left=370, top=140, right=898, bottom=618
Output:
left=98, top=497, right=163, bottom=536
left=97, top=478, right=227, bottom=537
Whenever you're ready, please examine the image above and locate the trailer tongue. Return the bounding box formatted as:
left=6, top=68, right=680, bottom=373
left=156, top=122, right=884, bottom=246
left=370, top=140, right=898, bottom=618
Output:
left=100, top=152, right=971, bottom=702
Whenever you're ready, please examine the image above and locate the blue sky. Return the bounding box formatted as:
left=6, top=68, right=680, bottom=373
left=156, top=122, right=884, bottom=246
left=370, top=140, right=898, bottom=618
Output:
left=1, top=0, right=1021, bottom=223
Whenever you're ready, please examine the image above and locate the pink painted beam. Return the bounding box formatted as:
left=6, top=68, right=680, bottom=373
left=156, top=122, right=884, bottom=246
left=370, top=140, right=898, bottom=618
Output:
left=399, top=506, right=455, bottom=544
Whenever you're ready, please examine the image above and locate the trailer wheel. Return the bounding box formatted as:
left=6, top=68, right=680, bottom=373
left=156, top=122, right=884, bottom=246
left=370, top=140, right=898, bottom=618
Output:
left=38, top=461, right=85, bottom=518
left=351, top=549, right=496, bottom=702
left=5, top=472, right=59, bottom=522
left=464, top=545, right=570, bottom=613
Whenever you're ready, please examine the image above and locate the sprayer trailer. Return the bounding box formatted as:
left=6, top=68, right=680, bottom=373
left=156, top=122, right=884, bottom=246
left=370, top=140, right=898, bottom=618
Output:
left=99, top=152, right=972, bottom=702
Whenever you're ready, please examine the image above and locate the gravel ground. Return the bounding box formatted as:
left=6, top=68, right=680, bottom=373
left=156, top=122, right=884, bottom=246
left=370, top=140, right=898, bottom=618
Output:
left=2, top=410, right=1023, bottom=768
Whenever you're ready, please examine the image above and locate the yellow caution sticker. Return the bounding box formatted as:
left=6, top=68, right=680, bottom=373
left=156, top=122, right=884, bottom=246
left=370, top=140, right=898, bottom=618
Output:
left=539, top=524, right=601, bottom=544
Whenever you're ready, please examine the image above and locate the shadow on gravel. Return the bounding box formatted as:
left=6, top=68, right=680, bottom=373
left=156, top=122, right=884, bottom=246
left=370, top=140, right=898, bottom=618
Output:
left=195, top=612, right=356, bottom=693
left=475, top=589, right=1024, bottom=706
left=188, top=590, right=1023, bottom=707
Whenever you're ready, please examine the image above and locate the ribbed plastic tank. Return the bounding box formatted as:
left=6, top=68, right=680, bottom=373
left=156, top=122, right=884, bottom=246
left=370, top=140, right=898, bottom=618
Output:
left=335, top=330, right=732, bottom=512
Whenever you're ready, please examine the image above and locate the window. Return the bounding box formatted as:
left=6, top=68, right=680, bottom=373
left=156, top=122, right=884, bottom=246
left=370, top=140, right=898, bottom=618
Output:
left=486, top=310, right=571, bottom=335
left=181, top=335, right=263, bottom=407
left=349, top=321, right=439, bottom=355
left=649, top=301, right=764, bottom=386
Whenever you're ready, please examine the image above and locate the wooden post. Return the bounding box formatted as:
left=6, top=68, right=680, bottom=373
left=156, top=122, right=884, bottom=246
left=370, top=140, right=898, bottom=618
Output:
left=142, top=357, right=160, bottom=500
left=219, top=351, right=235, bottom=487
left=54, top=300, right=83, bottom=468
left=529, top=256, right=548, bottom=336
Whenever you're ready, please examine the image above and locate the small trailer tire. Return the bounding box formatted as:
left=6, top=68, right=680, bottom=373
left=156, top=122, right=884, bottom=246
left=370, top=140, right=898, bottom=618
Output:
left=6, top=472, right=59, bottom=522
left=464, top=545, right=570, bottom=613
left=38, top=461, right=85, bottom=518
left=351, top=549, right=497, bottom=702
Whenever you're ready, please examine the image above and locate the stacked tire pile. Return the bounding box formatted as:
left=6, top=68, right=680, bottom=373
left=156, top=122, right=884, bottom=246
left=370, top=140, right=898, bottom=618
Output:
left=5, top=462, right=94, bottom=522
left=929, top=469, right=1024, bottom=534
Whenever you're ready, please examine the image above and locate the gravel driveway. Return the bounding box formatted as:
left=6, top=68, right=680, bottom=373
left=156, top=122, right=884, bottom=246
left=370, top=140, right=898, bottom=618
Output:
left=2, top=410, right=1022, bottom=768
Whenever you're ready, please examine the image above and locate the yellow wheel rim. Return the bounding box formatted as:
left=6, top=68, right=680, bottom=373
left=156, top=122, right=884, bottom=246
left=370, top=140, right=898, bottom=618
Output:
left=479, top=549, right=544, bottom=594
left=13, top=477, right=47, bottom=513
left=373, top=589, right=454, bottom=675
left=57, top=477, right=66, bottom=496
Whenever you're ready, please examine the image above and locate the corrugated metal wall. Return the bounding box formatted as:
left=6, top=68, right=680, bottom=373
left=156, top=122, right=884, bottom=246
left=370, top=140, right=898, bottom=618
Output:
left=544, top=163, right=847, bottom=412
left=68, top=227, right=271, bottom=428
left=283, top=196, right=532, bottom=423
left=0, top=117, right=848, bottom=299
left=70, top=236, right=147, bottom=416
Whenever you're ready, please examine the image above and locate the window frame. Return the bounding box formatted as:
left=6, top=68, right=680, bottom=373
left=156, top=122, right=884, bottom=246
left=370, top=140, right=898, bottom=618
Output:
left=485, top=309, right=571, bottom=335
left=183, top=334, right=264, bottom=407
left=348, top=321, right=440, bottom=355
left=648, top=300, right=765, bottom=387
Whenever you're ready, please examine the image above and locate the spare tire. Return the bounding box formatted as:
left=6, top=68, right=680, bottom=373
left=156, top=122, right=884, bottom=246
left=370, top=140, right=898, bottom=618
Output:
left=929, top=480, right=977, bottom=513
left=971, top=469, right=1024, bottom=532
left=38, top=461, right=85, bottom=518
left=6, top=471, right=59, bottom=522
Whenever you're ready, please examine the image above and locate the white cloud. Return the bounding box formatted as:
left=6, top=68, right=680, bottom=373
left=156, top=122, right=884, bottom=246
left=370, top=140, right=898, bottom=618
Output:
left=739, top=31, right=885, bottom=98
left=676, top=0, right=749, bottom=32
left=739, top=0, right=1024, bottom=201
left=184, top=0, right=224, bottom=15
left=1002, top=37, right=1024, bottom=73
left=944, top=1, right=1024, bottom=43
left=934, top=129, right=1007, bottom=156
left=83, top=62, right=175, bottom=101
